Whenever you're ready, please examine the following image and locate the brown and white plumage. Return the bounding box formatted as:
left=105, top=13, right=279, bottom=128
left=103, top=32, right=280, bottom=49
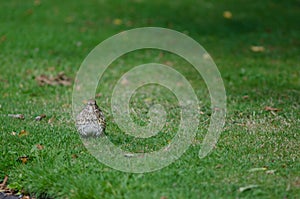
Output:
left=75, top=99, right=106, bottom=138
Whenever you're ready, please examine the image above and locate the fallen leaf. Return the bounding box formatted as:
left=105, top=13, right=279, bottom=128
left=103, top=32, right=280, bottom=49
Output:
left=223, top=11, right=232, bottom=19
left=264, top=106, right=280, bottom=112
left=35, top=72, right=72, bottom=86
left=120, top=77, right=129, bottom=85
left=1, top=177, right=35, bottom=198
left=18, top=156, right=29, bottom=164
left=251, top=46, right=265, bottom=52
left=36, top=144, right=44, bottom=150
left=34, top=0, right=41, bottom=6
left=0, top=176, right=8, bottom=188
left=35, top=114, right=46, bottom=121
left=95, top=93, right=103, bottom=98
left=18, top=130, right=29, bottom=137
left=35, top=74, right=54, bottom=85
left=113, top=18, right=122, bottom=25
left=242, top=95, right=249, bottom=99
left=72, top=154, right=78, bottom=159
left=238, top=185, right=259, bottom=192
left=8, top=114, right=25, bottom=120
left=54, top=72, right=72, bottom=86
left=164, top=61, right=173, bottom=66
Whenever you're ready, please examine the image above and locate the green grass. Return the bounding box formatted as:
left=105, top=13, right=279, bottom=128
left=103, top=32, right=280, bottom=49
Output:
left=0, top=0, right=299, bottom=198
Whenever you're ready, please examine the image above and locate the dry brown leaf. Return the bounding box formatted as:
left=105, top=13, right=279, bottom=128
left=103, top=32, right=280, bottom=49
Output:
left=18, top=156, right=29, bottom=164
left=120, top=77, right=129, bottom=85
left=18, top=130, right=29, bottom=137
left=35, top=72, right=72, bottom=86
left=35, top=114, right=46, bottom=121
left=72, top=154, right=78, bottom=159
left=251, top=46, right=265, bottom=52
left=242, top=95, right=249, bottom=99
left=95, top=93, right=103, bottom=98
left=164, top=61, right=173, bottom=66
left=0, top=176, right=36, bottom=199
left=113, top=18, right=122, bottom=25
left=223, top=11, right=232, bottom=19
left=264, top=106, right=280, bottom=112
left=8, top=114, right=25, bottom=120
left=34, top=0, right=41, bottom=6
left=0, top=176, right=8, bottom=188
left=36, top=144, right=44, bottom=150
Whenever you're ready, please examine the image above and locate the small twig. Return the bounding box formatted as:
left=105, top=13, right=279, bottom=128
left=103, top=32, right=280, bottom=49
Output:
left=0, top=175, right=8, bottom=188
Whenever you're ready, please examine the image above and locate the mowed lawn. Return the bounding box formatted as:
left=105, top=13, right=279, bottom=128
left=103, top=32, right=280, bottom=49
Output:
left=0, top=0, right=299, bottom=198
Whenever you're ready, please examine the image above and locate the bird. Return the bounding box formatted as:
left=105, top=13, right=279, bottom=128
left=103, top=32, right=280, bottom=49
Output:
left=75, top=99, right=106, bottom=138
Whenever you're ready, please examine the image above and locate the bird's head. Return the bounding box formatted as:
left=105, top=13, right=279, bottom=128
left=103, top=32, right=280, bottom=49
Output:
left=87, top=99, right=97, bottom=106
